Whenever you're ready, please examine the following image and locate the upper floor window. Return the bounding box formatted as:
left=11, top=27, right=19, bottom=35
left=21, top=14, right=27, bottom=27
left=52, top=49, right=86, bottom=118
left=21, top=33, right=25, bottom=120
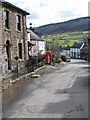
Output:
left=4, top=10, right=9, bottom=29
left=17, top=15, right=21, bottom=31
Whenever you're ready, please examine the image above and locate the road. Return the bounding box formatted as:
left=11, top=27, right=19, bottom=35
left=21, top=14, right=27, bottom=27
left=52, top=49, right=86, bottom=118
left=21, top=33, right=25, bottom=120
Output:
left=3, top=59, right=88, bottom=118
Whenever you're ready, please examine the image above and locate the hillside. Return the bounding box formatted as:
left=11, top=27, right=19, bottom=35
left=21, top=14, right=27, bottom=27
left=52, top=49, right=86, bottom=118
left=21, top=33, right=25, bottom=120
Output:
left=35, top=17, right=89, bottom=36
left=41, top=31, right=88, bottom=47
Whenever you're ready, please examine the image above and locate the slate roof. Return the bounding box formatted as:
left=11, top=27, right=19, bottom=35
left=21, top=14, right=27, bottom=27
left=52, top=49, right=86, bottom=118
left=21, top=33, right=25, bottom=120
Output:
left=27, top=28, right=45, bottom=41
left=71, top=43, right=83, bottom=48
left=0, top=0, right=30, bottom=15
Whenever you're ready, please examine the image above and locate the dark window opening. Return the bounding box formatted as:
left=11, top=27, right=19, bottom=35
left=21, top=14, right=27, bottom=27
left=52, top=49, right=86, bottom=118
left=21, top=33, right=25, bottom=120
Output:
left=4, top=10, right=9, bottom=29
left=18, top=43, right=22, bottom=59
left=17, top=15, right=21, bottom=31
left=6, top=40, right=11, bottom=70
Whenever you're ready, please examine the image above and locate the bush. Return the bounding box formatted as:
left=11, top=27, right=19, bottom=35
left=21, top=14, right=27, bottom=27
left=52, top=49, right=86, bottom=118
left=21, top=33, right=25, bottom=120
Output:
left=61, top=55, right=67, bottom=62
left=54, top=58, right=62, bottom=63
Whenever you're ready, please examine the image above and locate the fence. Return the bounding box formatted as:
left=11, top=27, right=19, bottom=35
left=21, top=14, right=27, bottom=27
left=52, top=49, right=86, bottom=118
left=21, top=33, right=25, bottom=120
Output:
left=11, top=55, right=46, bottom=79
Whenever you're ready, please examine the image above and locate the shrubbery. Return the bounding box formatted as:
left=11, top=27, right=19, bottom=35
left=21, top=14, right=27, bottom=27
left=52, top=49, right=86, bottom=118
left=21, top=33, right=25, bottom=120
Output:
left=53, top=57, right=62, bottom=64
left=54, top=58, right=62, bottom=63
left=52, top=55, right=67, bottom=65
left=61, top=55, right=67, bottom=62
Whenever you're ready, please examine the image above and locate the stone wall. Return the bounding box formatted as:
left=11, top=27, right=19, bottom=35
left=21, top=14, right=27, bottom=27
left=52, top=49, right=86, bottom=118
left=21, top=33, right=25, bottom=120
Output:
left=1, top=65, right=46, bottom=90
left=0, top=2, right=2, bottom=76
left=0, top=2, right=2, bottom=119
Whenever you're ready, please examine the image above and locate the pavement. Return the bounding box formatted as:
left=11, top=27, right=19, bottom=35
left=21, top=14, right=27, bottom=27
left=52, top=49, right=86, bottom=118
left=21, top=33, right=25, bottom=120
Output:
left=2, top=59, right=88, bottom=118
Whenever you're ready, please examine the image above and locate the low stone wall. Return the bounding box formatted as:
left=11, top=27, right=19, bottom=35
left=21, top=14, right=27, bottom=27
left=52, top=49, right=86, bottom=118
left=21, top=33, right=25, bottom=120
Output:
left=1, top=65, right=46, bottom=90
left=34, top=65, right=46, bottom=75
left=1, top=75, right=12, bottom=90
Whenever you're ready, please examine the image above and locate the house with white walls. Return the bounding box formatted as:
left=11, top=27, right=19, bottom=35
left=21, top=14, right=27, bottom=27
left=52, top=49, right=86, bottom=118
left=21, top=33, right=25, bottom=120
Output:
left=70, top=42, right=84, bottom=58
left=27, top=28, right=45, bottom=57
left=60, top=45, right=70, bottom=57
left=38, top=40, right=45, bottom=55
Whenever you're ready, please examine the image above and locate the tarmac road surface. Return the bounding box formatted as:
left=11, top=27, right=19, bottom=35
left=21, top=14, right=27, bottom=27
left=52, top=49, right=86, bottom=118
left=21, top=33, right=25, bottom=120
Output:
left=3, top=59, right=88, bottom=118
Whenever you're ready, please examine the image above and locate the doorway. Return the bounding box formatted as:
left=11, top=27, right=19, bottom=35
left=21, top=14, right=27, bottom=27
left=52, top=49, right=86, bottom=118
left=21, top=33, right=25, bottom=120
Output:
left=6, top=40, right=11, bottom=70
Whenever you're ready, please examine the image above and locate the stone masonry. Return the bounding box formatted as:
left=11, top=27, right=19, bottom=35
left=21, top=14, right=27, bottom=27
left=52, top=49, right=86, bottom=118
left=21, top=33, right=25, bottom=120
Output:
left=0, top=1, right=30, bottom=75
left=0, top=2, right=2, bottom=76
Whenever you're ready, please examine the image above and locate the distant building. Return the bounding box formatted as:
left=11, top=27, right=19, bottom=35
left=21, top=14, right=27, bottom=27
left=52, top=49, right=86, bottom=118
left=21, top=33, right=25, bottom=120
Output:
left=38, top=40, right=46, bottom=55
left=70, top=42, right=84, bottom=58
left=80, top=41, right=88, bottom=59
left=60, top=45, right=70, bottom=57
left=27, top=29, right=45, bottom=57
left=0, top=0, right=30, bottom=75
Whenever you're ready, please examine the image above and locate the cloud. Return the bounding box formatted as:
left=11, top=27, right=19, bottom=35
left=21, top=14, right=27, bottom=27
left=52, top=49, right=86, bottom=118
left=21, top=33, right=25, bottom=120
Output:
left=24, top=6, right=31, bottom=12
left=6, top=0, right=89, bottom=27
left=27, top=12, right=40, bottom=19
left=12, top=1, right=23, bottom=5
left=40, top=2, right=47, bottom=7
left=59, top=10, right=76, bottom=18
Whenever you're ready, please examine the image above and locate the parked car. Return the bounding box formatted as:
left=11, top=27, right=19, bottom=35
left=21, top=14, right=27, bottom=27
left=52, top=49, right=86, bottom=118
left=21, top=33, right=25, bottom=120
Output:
left=83, top=55, right=88, bottom=61
left=67, top=56, right=71, bottom=62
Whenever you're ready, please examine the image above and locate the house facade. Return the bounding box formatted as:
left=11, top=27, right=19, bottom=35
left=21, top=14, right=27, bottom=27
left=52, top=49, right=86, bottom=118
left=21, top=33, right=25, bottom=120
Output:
left=27, top=29, right=45, bottom=57
left=38, top=40, right=45, bottom=55
left=0, top=2, right=2, bottom=76
left=60, top=45, right=70, bottom=57
left=61, top=50, right=70, bottom=56
left=70, top=42, right=84, bottom=58
left=0, top=0, right=30, bottom=75
left=80, top=41, right=88, bottom=59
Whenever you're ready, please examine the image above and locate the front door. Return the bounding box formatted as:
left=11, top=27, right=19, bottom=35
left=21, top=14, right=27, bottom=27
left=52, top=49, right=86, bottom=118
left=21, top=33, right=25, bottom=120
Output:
left=6, top=40, right=11, bottom=70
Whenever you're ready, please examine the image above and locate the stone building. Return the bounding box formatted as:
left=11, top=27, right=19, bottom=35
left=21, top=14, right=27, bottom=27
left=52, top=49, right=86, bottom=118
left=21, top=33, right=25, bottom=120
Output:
left=0, top=0, right=30, bottom=76
left=0, top=1, right=2, bottom=77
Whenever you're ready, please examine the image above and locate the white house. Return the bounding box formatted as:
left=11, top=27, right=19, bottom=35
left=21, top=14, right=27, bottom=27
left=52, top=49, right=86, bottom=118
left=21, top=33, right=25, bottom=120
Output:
left=38, top=40, right=46, bottom=55
left=60, top=45, right=70, bottom=57
left=70, top=42, right=84, bottom=58
left=27, top=28, right=45, bottom=57
left=27, top=29, right=35, bottom=57
left=61, top=50, right=70, bottom=56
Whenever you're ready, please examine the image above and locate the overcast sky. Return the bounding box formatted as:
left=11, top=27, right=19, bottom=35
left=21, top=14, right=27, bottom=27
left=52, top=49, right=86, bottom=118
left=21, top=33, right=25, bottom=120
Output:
left=7, top=0, right=89, bottom=27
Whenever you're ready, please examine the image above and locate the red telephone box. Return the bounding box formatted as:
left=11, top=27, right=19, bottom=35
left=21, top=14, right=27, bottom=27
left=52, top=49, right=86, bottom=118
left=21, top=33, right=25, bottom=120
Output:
left=46, top=51, right=52, bottom=65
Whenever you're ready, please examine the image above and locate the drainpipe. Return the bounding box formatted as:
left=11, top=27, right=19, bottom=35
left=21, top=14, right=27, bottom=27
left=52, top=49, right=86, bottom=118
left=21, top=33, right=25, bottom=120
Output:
left=22, top=14, right=26, bottom=67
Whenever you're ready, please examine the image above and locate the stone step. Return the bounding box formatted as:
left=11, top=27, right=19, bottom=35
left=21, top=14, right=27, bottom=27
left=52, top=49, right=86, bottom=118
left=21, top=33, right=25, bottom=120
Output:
left=31, top=74, right=40, bottom=78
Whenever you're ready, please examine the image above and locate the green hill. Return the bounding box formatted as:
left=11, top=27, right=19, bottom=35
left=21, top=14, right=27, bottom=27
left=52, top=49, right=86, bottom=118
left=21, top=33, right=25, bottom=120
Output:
left=41, top=31, right=88, bottom=47
left=36, top=17, right=89, bottom=36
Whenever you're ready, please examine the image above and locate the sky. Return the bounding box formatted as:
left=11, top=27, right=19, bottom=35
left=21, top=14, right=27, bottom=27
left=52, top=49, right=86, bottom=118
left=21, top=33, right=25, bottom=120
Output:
left=6, top=0, right=89, bottom=27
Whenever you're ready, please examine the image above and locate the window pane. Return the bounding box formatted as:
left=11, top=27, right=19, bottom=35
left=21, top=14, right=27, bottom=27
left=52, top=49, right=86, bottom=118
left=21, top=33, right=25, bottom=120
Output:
left=4, top=10, right=9, bottom=28
left=17, top=15, right=21, bottom=31
left=4, top=11, right=7, bottom=20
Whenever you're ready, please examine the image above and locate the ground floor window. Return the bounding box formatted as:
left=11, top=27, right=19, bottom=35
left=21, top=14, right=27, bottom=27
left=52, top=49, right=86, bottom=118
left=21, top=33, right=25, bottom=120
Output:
left=18, top=43, right=22, bottom=59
